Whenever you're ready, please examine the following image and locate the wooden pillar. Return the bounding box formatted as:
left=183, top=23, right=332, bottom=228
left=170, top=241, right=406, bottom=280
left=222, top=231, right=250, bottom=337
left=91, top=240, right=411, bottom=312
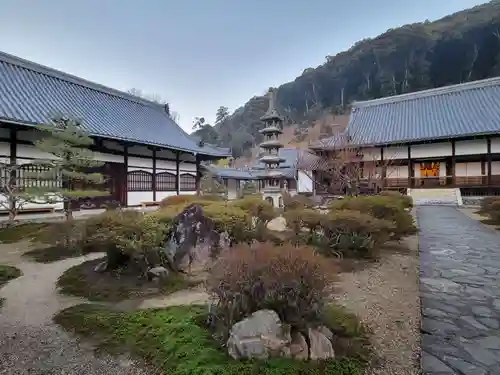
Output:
left=195, top=154, right=201, bottom=195
left=9, top=128, right=17, bottom=212
left=407, top=145, right=412, bottom=189
left=451, top=140, right=456, bottom=186
left=152, top=148, right=157, bottom=201
left=380, top=148, right=386, bottom=189
left=123, top=144, right=128, bottom=207
left=487, top=137, right=492, bottom=191
left=175, top=151, right=180, bottom=195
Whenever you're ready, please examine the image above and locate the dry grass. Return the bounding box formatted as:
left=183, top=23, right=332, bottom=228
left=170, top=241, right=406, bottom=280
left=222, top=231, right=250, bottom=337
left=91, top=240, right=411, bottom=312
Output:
left=333, top=235, right=420, bottom=375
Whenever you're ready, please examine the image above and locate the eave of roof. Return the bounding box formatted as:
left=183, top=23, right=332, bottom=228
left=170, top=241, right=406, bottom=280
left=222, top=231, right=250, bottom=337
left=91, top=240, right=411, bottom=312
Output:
left=311, top=77, right=500, bottom=150
left=0, top=51, right=230, bottom=157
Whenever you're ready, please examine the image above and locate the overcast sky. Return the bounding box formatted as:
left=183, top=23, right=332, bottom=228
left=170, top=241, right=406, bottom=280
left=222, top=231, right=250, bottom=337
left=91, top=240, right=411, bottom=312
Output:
left=0, top=0, right=487, bottom=132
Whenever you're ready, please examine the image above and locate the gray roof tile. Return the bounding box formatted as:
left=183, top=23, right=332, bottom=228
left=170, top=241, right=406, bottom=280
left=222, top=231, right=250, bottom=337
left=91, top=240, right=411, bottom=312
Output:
left=346, top=77, right=500, bottom=146
left=0, top=51, right=230, bottom=157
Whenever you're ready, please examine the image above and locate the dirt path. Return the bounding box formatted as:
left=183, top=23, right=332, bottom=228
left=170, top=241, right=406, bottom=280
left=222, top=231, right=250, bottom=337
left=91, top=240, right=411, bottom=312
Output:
left=334, top=235, right=421, bottom=375
left=0, top=241, right=152, bottom=374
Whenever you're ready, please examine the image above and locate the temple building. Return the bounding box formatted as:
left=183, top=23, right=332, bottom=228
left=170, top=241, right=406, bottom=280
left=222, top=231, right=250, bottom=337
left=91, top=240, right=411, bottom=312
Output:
left=0, top=51, right=230, bottom=212
left=309, top=77, right=500, bottom=205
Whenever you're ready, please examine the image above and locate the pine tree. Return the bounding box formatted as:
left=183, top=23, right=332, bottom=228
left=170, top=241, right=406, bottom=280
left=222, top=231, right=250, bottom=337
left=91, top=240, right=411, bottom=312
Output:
left=27, top=116, right=109, bottom=220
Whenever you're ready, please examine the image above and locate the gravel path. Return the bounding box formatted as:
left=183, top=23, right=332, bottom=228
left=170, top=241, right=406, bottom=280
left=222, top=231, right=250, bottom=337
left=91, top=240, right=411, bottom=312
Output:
left=335, top=235, right=421, bottom=375
left=419, top=206, right=500, bottom=375
left=0, top=241, right=151, bottom=375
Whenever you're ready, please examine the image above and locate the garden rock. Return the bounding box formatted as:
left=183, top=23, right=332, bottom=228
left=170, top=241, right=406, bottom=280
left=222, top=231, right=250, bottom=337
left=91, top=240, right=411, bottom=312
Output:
left=227, top=309, right=290, bottom=360
left=162, top=204, right=227, bottom=272
left=308, top=328, right=335, bottom=360
left=317, top=325, right=333, bottom=340
left=147, top=266, right=169, bottom=280
left=93, top=260, right=108, bottom=273
left=288, top=331, right=309, bottom=360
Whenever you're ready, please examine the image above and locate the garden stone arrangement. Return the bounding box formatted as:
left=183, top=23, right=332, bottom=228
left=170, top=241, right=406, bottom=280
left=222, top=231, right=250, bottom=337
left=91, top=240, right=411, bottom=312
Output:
left=0, top=192, right=420, bottom=375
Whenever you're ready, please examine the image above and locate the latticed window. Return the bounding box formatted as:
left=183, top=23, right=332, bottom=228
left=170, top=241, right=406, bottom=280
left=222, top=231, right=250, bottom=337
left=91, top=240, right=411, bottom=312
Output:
left=127, top=170, right=153, bottom=191
left=179, top=173, right=196, bottom=191
left=156, top=172, right=177, bottom=191
left=17, top=164, right=61, bottom=189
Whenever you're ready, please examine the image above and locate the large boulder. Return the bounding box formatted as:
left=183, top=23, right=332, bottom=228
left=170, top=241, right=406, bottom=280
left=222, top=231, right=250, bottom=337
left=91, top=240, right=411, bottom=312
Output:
left=308, top=328, right=335, bottom=360
left=227, top=310, right=291, bottom=360
left=162, top=204, right=229, bottom=272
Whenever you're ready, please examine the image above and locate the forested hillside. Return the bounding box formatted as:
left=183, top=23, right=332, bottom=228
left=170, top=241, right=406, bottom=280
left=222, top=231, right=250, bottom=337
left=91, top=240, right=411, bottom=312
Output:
left=194, top=1, right=500, bottom=158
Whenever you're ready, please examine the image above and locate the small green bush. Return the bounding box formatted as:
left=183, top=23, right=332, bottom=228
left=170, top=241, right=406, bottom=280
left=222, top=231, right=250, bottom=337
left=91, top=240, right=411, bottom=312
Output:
left=379, top=190, right=413, bottom=209
left=320, top=210, right=394, bottom=258
left=232, top=196, right=277, bottom=230
left=282, top=191, right=315, bottom=211
left=203, top=202, right=252, bottom=244
left=159, top=194, right=221, bottom=208
left=331, top=195, right=417, bottom=240
left=207, top=242, right=336, bottom=339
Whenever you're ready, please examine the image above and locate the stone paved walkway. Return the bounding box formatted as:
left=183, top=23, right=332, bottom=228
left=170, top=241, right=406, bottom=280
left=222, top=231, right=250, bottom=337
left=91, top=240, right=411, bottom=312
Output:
left=418, top=206, right=500, bottom=375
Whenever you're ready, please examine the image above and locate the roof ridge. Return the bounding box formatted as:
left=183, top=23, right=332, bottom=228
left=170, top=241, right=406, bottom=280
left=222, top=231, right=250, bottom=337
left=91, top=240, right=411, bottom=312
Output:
left=0, top=50, right=164, bottom=110
left=352, top=76, right=500, bottom=108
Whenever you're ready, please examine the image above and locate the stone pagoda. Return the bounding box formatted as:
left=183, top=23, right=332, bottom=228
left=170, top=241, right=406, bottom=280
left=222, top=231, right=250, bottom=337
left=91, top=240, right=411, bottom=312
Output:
left=258, top=88, right=286, bottom=207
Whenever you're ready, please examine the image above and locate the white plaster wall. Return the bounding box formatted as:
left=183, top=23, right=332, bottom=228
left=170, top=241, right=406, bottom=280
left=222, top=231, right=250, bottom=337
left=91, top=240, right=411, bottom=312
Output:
left=156, top=159, right=177, bottom=170
left=455, top=139, right=487, bottom=155
left=490, top=139, right=500, bottom=153
left=179, top=162, right=196, bottom=172
left=0, top=142, right=9, bottom=157
left=102, top=140, right=124, bottom=152
left=227, top=179, right=239, bottom=200
left=93, top=151, right=123, bottom=163
left=128, top=145, right=152, bottom=157
left=156, top=191, right=178, bottom=201
left=386, top=165, right=409, bottom=178
left=411, top=142, right=452, bottom=158
left=17, top=144, right=57, bottom=160
left=384, top=146, right=408, bottom=161
left=128, top=167, right=153, bottom=173
left=297, top=171, right=313, bottom=193
left=0, top=127, right=10, bottom=138
left=491, top=161, right=500, bottom=175
left=455, top=162, right=482, bottom=176
left=128, top=156, right=153, bottom=169
left=361, top=148, right=381, bottom=162
left=156, top=149, right=177, bottom=159
left=127, top=191, right=154, bottom=206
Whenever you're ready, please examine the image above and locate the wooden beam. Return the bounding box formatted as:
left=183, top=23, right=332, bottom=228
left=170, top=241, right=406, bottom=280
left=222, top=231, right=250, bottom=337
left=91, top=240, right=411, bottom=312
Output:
left=195, top=154, right=201, bottom=195
left=407, top=145, right=412, bottom=189
left=152, top=148, right=157, bottom=202
left=451, top=140, right=456, bottom=186
left=175, top=151, right=180, bottom=195
left=9, top=128, right=17, bottom=213
left=487, top=137, right=492, bottom=190
left=123, top=145, right=128, bottom=207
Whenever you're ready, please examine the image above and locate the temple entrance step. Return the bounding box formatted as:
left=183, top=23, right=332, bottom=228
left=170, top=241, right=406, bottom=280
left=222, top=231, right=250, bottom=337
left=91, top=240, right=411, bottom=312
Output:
left=407, top=188, right=462, bottom=206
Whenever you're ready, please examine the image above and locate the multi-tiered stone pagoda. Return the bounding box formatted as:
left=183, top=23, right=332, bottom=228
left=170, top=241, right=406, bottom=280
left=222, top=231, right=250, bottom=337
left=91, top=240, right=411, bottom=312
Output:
left=258, top=88, right=286, bottom=207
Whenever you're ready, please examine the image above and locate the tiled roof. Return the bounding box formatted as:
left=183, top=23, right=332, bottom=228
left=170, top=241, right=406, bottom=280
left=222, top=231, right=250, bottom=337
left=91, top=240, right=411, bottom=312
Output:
left=0, top=51, right=230, bottom=157
left=345, top=77, right=500, bottom=146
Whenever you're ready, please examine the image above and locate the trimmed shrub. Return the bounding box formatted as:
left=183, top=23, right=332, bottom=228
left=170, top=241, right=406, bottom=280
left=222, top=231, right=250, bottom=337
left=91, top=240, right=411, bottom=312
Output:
left=331, top=195, right=417, bottom=240
left=81, top=210, right=143, bottom=253
left=207, top=242, right=335, bottom=339
left=232, top=196, right=277, bottom=229
left=82, top=210, right=168, bottom=271
left=479, top=197, right=500, bottom=216
left=379, top=190, right=413, bottom=209
left=320, top=210, right=393, bottom=258
left=159, top=194, right=221, bottom=208
left=282, top=191, right=315, bottom=211
left=202, top=203, right=252, bottom=244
